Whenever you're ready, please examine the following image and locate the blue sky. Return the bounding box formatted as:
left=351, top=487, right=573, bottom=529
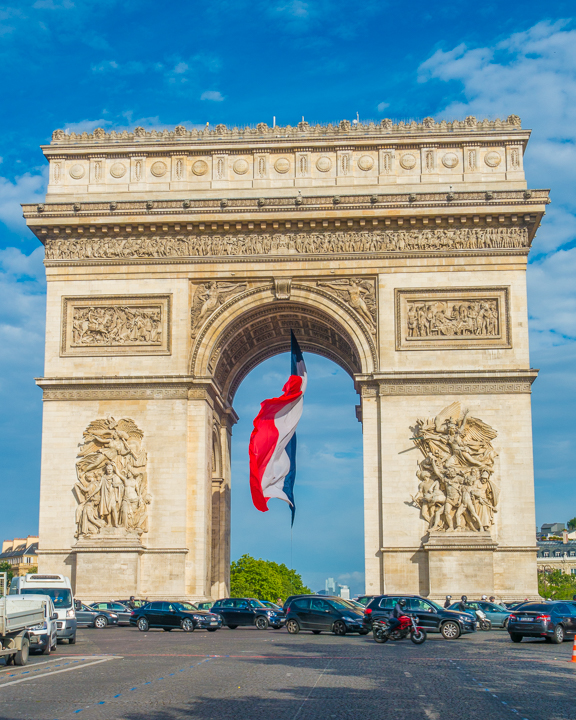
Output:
left=0, top=2, right=575, bottom=595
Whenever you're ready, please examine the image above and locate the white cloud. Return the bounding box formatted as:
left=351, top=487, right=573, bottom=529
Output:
left=275, top=0, right=309, bottom=17
left=377, top=101, right=389, bottom=112
left=0, top=170, right=47, bottom=233
left=200, top=90, right=224, bottom=102
left=32, top=0, right=74, bottom=8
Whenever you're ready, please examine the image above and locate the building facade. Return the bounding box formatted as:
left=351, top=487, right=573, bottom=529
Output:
left=24, top=116, right=546, bottom=601
left=0, top=536, right=39, bottom=576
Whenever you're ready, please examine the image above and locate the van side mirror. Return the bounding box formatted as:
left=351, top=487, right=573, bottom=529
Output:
left=51, top=613, right=58, bottom=620
left=74, top=600, right=82, bottom=610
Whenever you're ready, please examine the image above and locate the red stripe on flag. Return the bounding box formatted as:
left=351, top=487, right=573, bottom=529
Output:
left=248, top=374, right=304, bottom=513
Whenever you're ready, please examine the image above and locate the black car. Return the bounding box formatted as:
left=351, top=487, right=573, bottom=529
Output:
left=129, top=601, right=222, bottom=632
left=74, top=601, right=119, bottom=629
left=90, top=601, right=132, bottom=624
left=507, top=601, right=576, bottom=643
left=284, top=595, right=368, bottom=635
left=363, top=595, right=476, bottom=639
left=211, top=598, right=285, bottom=629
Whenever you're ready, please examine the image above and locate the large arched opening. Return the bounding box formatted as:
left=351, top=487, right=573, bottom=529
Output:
left=192, top=284, right=377, bottom=598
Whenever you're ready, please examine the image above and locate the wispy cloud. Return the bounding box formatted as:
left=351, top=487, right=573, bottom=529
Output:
left=200, top=90, right=224, bottom=102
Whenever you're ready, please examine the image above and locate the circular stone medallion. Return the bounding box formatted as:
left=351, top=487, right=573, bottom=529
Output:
left=316, top=156, right=332, bottom=172
left=192, top=160, right=208, bottom=176
left=357, top=155, right=374, bottom=171
left=442, top=152, right=459, bottom=169
left=69, top=164, right=85, bottom=180
left=274, top=158, right=290, bottom=174
left=110, top=162, right=127, bottom=179
left=150, top=161, right=168, bottom=177
left=399, top=153, right=417, bottom=170
left=233, top=158, right=249, bottom=175
left=484, top=151, right=502, bottom=168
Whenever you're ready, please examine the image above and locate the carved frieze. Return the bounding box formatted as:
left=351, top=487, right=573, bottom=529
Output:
left=45, top=226, right=530, bottom=261
left=61, top=295, right=171, bottom=356
left=395, top=287, right=511, bottom=351
left=74, top=417, right=151, bottom=540
left=410, top=401, right=499, bottom=533
left=190, top=281, right=252, bottom=338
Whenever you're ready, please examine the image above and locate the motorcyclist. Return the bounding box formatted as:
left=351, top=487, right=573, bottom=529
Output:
left=127, top=596, right=136, bottom=610
left=443, top=595, right=452, bottom=609
left=458, top=595, right=469, bottom=612
left=387, top=598, right=408, bottom=634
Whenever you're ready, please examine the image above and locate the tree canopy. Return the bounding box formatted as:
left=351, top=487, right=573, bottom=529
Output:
left=538, top=569, right=576, bottom=600
left=567, top=517, right=576, bottom=531
left=230, top=554, right=311, bottom=602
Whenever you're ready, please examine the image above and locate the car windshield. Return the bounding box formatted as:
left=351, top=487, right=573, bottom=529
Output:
left=328, top=598, right=357, bottom=610
left=19, top=588, right=72, bottom=608
left=424, top=599, right=444, bottom=611
left=249, top=599, right=266, bottom=608
left=176, top=602, right=198, bottom=611
left=516, top=603, right=551, bottom=612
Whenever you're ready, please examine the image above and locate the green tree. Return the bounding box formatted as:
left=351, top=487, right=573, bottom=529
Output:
left=538, top=569, right=576, bottom=600
left=567, top=518, right=576, bottom=531
left=230, top=554, right=311, bottom=602
left=0, top=562, right=14, bottom=583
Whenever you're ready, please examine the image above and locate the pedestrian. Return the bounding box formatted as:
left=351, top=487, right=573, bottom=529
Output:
left=276, top=597, right=282, bottom=606
left=444, top=595, right=452, bottom=609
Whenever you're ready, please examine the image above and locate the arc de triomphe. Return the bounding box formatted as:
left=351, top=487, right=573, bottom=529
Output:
left=24, top=116, right=546, bottom=601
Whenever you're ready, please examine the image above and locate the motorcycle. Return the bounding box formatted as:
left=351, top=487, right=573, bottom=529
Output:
left=474, top=608, right=492, bottom=631
left=372, top=614, right=427, bottom=645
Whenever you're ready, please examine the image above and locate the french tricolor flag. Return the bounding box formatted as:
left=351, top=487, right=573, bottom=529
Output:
left=249, top=331, right=307, bottom=525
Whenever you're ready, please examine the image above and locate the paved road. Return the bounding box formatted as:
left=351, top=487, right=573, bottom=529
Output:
left=0, top=625, right=573, bottom=720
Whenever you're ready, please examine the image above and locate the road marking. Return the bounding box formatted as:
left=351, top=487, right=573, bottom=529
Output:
left=0, top=656, right=121, bottom=688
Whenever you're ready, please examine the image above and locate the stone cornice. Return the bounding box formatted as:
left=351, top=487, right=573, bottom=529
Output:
left=356, top=370, right=539, bottom=396
left=46, top=116, right=526, bottom=148
left=23, top=189, right=549, bottom=227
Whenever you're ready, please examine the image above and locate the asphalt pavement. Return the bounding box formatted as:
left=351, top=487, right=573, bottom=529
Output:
left=0, top=625, right=573, bottom=720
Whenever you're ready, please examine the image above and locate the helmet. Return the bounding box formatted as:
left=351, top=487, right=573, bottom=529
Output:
left=398, top=599, right=407, bottom=608
left=481, top=595, right=487, bottom=600
left=461, top=595, right=467, bottom=602
left=130, top=596, right=135, bottom=600
left=445, top=595, right=451, bottom=599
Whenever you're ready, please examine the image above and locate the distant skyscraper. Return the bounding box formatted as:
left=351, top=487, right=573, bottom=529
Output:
left=338, top=585, right=350, bottom=600
left=325, top=577, right=336, bottom=594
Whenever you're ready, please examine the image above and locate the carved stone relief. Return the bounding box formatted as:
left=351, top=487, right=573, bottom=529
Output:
left=190, top=281, right=250, bottom=338
left=61, top=295, right=171, bottom=356
left=409, top=402, right=499, bottom=533
left=395, top=287, right=511, bottom=350
left=317, top=278, right=376, bottom=333
left=45, top=226, right=530, bottom=261
left=74, top=417, right=151, bottom=539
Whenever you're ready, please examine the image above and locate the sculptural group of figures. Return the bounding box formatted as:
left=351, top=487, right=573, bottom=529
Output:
left=74, top=418, right=151, bottom=539
left=410, top=402, right=500, bottom=533
left=72, top=306, right=162, bottom=346
left=45, top=227, right=529, bottom=260
left=407, top=300, right=499, bottom=338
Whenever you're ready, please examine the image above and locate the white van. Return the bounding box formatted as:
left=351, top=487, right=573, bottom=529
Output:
left=10, top=574, right=77, bottom=644
left=8, top=594, right=58, bottom=655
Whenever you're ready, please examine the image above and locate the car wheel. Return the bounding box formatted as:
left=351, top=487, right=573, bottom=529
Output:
left=286, top=619, right=300, bottom=634
left=94, top=616, right=108, bottom=629
left=255, top=616, right=269, bottom=630
left=181, top=618, right=195, bottom=632
left=227, top=625, right=238, bottom=629
left=312, top=630, right=321, bottom=635
left=68, top=635, right=76, bottom=645
left=333, top=620, right=347, bottom=636
left=440, top=621, right=461, bottom=640
left=509, top=633, right=523, bottom=643
left=14, top=638, right=29, bottom=666
left=551, top=625, right=565, bottom=644
left=503, top=617, right=509, bottom=629
left=137, top=618, right=149, bottom=632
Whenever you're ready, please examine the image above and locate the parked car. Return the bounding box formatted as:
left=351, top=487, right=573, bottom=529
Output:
left=507, top=601, right=576, bottom=643
left=74, top=601, right=118, bottom=629
left=448, top=601, right=512, bottom=628
left=130, top=601, right=222, bottom=632
left=211, top=598, right=285, bottom=629
left=90, top=601, right=132, bottom=624
left=284, top=595, right=368, bottom=635
left=364, top=595, right=476, bottom=639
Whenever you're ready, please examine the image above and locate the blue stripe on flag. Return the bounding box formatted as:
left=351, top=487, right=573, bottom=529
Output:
left=283, top=432, right=297, bottom=526
left=290, top=330, right=303, bottom=374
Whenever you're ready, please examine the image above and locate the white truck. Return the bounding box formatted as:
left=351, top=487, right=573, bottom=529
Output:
left=0, top=595, right=46, bottom=666
left=10, top=574, right=77, bottom=644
